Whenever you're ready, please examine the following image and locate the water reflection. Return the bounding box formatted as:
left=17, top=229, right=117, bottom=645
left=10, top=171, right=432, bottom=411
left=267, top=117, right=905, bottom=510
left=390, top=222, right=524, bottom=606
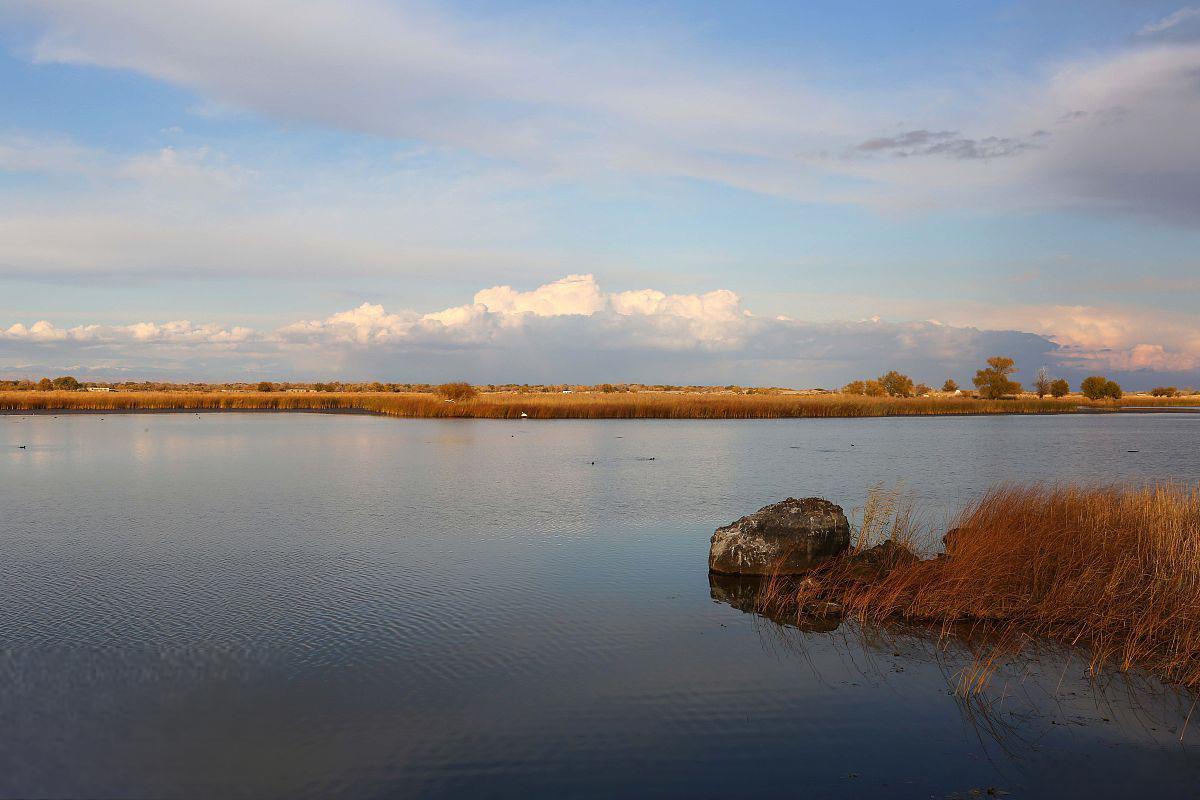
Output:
left=710, top=570, right=1200, bottom=780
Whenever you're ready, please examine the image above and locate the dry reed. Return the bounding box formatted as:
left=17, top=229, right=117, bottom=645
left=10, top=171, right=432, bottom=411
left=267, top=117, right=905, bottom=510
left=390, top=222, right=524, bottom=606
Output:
left=3, top=390, right=1186, bottom=419
left=762, top=483, right=1200, bottom=692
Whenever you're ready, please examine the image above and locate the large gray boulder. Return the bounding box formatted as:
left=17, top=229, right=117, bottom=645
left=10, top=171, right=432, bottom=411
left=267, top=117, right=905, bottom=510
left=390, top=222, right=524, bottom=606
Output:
left=709, top=497, right=851, bottom=575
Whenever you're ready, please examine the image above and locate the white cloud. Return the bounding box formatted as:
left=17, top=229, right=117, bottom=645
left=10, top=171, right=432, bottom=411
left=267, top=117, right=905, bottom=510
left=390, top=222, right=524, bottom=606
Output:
left=473, top=274, right=607, bottom=317
left=2, top=318, right=258, bottom=345
left=8, top=273, right=1195, bottom=385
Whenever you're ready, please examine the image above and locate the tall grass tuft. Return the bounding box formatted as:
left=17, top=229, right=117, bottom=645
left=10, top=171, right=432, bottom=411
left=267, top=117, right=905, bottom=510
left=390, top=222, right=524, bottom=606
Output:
left=762, top=483, right=1200, bottom=692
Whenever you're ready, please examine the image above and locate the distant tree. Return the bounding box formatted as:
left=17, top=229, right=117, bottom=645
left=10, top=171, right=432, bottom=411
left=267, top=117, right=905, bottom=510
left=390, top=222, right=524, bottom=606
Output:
left=973, top=357, right=1021, bottom=399
left=914, top=383, right=932, bottom=396
left=1150, top=386, right=1179, bottom=397
left=864, top=379, right=887, bottom=397
left=51, top=376, right=80, bottom=391
left=1049, top=378, right=1070, bottom=398
left=436, top=381, right=478, bottom=401
left=37, top=377, right=53, bottom=391
left=1033, top=367, right=1052, bottom=398
left=941, top=379, right=959, bottom=393
left=1080, top=375, right=1122, bottom=400
left=256, top=381, right=274, bottom=392
left=600, top=383, right=617, bottom=393
left=841, top=380, right=867, bottom=395
left=1080, top=376, right=1105, bottom=399
left=878, top=370, right=915, bottom=397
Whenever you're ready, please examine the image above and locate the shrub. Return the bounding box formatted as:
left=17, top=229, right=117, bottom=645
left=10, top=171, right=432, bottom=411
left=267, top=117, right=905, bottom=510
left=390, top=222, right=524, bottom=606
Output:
left=51, top=376, right=81, bottom=391
left=436, top=381, right=478, bottom=401
left=941, top=379, right=958, bottom=393
left=972, top=357, right=1021, bottom=399
left=1049, top=378, right=1070, bottom=398
left=864, top=379, right=887, bottom=397
left=256, top=381, right=274, bottom=392
left=914, top=383, right=931, bottom=396
left=878, top=370, right=915, bottom=397
left=841, top=380, right=866, bottom=395
left=1080, top=375, right=1121, bottom=400
left=1150, top=386, right=1178, bottom=397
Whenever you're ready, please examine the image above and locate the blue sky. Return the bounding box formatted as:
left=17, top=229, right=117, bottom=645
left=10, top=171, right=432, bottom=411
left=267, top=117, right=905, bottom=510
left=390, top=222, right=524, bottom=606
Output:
left=1, top=1, right=1198, bottom=386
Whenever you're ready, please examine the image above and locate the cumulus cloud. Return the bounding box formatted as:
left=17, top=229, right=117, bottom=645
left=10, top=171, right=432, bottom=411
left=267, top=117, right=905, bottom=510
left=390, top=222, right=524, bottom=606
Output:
left=10, top=273, right=1195, bottom=386
left=2, top=319, right=258, bottom=345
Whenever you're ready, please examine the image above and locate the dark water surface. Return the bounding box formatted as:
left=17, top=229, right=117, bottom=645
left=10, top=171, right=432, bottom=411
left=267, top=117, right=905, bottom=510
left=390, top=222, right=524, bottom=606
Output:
left=2, top=413, right=1200, bottom=799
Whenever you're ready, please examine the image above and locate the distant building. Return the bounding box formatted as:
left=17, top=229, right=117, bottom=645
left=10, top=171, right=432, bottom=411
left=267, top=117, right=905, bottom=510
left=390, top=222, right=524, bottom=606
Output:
left=285, top=388, right=316, bottom=393
left=86, top=386, right=113, bottom=392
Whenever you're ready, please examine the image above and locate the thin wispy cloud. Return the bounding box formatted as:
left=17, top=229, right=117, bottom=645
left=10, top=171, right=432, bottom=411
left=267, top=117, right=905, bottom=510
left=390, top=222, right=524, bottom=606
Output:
left=3, top=0, right=1198, bottom=220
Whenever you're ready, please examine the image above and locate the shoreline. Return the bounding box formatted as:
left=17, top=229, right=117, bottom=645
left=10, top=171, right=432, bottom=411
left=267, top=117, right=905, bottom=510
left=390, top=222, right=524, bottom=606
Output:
left=5, top=405, right=1200, bottom=419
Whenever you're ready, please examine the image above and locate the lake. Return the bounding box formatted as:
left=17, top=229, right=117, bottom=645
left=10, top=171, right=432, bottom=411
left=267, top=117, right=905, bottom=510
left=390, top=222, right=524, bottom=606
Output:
left=2, top=412, right=1199, bottom=798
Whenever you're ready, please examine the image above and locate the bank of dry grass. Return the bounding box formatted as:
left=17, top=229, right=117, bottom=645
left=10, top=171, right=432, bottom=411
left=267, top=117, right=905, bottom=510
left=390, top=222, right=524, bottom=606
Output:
left=762, top=483, right=1200, bottom=691
left=3, top=389, right=1190, bottom=418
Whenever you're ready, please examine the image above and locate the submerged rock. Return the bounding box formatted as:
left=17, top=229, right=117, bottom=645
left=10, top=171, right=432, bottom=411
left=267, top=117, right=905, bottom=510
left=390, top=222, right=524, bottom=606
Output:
left=709, top=497, right=851, bottom=575
left=708, top=573, right=843, bottom=633
left=843, top=539, right=920, bottom=580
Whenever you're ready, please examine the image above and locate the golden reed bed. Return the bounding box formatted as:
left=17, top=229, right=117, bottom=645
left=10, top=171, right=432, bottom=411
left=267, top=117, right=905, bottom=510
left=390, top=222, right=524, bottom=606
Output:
left=761, top=483, right=1200, bottom=692
left=2, top=390, right=1194, bottom=419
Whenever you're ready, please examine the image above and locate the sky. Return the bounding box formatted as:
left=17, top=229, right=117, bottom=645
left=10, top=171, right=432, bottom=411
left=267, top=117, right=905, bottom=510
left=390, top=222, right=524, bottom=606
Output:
left=0, top=0, right=1198, bottom=387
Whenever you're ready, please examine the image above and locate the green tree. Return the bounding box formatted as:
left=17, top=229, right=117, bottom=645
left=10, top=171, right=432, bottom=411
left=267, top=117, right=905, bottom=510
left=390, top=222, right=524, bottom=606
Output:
left=1150, top=386, right=1178, bottom=397
left=51, top=376, right=80, bottom=391
left=878, top=370, right=915, bottom=397
left=973, top=357, right=1021, bottom=399
left=256, top=381, right=274, bottom=392
left=1049, top=378, right=1070, bottom=398
left=941, top=379, right=959, bottom=393
left=1080, top=375, right=1122, bottom=400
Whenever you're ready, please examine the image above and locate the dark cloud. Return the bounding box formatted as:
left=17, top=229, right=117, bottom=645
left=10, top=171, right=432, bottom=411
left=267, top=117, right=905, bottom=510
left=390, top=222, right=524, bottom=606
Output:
left=853, top=129, right=1046, bottom=160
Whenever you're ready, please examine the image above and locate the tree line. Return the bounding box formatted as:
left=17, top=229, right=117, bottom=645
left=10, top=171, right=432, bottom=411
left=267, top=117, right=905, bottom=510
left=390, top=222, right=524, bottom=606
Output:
left=839, top=356, right=1173, bottom=400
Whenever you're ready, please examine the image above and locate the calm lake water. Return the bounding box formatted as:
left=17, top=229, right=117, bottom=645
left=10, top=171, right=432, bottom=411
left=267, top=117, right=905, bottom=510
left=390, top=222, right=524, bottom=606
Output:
left=2, top=412, right=1200, bottom=798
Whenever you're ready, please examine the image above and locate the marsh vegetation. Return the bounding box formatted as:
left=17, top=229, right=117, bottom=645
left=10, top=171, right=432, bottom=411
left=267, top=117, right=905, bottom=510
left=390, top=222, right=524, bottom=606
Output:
left=3, top=389, right=1197, bottom=419
left=758, top=483, right=1200, bottom=692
